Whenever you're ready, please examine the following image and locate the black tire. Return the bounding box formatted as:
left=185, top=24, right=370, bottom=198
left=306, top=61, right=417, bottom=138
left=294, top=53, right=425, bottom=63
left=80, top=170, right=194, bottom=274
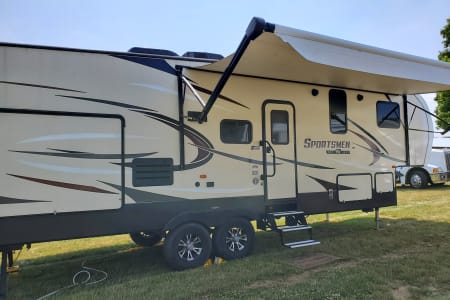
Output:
left=213, top=218, right=255, bottom=260
left=129, top=231, right=162, bottom=247
left=163, top=223, right=212, bottom=270
left=409, top=170, right=428, bottom=189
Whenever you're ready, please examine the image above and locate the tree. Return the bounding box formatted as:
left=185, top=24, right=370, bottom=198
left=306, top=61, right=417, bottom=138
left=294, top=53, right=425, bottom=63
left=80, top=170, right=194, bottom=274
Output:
left=435, top=18, right=450, bottom=130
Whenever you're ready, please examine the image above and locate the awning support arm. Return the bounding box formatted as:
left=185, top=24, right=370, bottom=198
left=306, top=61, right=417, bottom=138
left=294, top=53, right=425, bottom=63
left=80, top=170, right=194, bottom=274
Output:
left=407, top=100, right=450, bottom=135
left=196, top=17, right=274, bottom=123
left=403, top=95, right=410, bottom=166
left=182, top=76, right=206, bottom=108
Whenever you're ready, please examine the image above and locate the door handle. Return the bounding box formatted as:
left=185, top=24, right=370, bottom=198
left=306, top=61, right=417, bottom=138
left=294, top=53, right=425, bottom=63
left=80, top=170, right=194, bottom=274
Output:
left=264, top=140, right=276, bottom=177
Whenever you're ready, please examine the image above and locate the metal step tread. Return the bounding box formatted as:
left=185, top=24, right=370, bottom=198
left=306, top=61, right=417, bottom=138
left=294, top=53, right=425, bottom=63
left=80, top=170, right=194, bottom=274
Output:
left=277, top=225, right=311, bottom=232
left=284, top=240, right=320, bottom=248
left=267, top=211, right=305, bottom=217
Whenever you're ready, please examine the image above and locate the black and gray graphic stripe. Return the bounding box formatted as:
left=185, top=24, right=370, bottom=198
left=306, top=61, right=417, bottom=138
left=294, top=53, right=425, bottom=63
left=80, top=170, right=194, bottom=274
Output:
left=0, top=80, right=86, bottom=93
left=9, top=149, right=156, bottom=160
left=0, top=195, right=51, bottom=205
left=56, top=95, right=155, bottom=112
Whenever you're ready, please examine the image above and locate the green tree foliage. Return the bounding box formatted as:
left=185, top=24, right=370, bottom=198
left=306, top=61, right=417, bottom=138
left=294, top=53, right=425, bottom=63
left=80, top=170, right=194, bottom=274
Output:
left=435, top=18, right=450, bottom=130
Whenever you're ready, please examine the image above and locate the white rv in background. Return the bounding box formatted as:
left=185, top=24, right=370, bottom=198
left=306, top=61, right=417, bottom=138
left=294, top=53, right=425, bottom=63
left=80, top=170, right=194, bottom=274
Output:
left=396, top=96, right=448, bottom=188
left=396, top=149, right=449, bottom=188
left=1, top=18, right=450, bottom=294
left=429, top=149, right=450, bottom=178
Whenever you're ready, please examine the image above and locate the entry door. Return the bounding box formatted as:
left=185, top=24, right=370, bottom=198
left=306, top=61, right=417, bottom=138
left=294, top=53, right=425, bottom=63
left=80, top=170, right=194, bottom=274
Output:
left=262, top=101, right=298, bottom=202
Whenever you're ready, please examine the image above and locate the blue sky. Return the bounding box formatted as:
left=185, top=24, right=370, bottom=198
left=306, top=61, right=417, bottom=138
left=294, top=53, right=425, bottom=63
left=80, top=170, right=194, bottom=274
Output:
left=0, top=0, right=448, bottom=112
left=1, top=0, right=448, bottom=60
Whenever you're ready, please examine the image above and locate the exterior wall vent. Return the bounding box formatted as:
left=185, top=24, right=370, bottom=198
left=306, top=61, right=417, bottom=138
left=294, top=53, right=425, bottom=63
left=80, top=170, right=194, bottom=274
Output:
left=132, top=158, right=174, bottom=187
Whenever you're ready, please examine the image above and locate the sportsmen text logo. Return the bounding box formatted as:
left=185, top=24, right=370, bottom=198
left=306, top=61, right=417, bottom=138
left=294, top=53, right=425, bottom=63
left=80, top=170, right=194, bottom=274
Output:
left=303, top=138, right=351, bottom=154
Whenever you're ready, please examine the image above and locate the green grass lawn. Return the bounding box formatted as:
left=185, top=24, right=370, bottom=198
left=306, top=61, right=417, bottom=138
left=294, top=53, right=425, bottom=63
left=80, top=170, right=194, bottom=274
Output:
left=6, top=185, right=450, bottom=299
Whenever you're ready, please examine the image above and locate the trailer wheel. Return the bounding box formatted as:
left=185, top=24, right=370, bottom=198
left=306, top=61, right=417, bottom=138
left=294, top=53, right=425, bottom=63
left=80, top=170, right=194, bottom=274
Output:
left=163, top=223, right=212, bottom=270
left=129, top=231, right=162, bottom=247
left=409, top=170, right=428, bottom=189
left=213, top=218, right=255, bottom=260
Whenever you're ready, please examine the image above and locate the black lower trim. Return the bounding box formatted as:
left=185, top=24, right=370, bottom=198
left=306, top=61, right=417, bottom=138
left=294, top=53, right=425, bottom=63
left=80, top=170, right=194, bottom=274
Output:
left=0, top=187, right=396, bottom=247
left=0, top=196, right=265, bottom=247
left=264, top=189, right=396, bottom=215
left=298, top=190, right=396, bottom=214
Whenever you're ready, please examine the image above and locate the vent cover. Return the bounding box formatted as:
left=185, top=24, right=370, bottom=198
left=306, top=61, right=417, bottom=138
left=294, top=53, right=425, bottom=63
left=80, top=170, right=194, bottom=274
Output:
left=132, top=158, right=174, bottom=187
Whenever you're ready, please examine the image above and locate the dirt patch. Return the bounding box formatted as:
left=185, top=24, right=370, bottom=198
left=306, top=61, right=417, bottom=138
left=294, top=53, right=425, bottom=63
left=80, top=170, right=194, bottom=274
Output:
left=392, top=286, right=411, bottom=300
left=247, top=279, right=280, bottom=289
left=247, top=253, right=343, bottom=289
left=247, top=271, right=313, bottom=289
left=291, top=253, right=342, bottom=269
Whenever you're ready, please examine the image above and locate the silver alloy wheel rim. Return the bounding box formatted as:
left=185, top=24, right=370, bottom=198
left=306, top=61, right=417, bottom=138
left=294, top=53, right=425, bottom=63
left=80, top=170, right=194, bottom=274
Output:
left=410, top=174, right=422, bottom=187
left=177, top=233, right=203, bottom=261
left=225, top=227, right=248, bottom=252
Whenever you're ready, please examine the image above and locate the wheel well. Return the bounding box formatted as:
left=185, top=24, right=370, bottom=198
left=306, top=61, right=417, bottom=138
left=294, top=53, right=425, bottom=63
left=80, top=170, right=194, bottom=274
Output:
left=162, top=209, right=257, bottom=235
left=406, top=167, right=430, bottom=184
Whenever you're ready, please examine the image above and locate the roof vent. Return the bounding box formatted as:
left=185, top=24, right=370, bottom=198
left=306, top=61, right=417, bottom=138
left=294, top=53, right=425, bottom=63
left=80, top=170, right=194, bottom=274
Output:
left=128, top=47, right=179, bottom=57
left=183, top=52, right=224, bottom=60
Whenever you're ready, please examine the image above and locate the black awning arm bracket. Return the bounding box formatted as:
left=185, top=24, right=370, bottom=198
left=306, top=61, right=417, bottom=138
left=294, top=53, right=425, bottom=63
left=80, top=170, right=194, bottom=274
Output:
left=196, top=17, right=275, bottom=123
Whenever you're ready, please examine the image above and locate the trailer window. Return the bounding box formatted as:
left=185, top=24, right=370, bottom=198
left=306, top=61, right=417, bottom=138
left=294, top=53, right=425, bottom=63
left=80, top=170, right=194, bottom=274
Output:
left=377, top=101, right=400, bottom=128
left=271, top=110, right=289, bottom=144
left=220, top=119, right=252, bottom=144
left=329, top=89, right=347, bottom=134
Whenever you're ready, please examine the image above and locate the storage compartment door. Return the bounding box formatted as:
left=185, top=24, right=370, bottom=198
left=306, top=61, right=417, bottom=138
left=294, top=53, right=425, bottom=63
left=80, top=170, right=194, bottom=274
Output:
left=375, top=172, right=394, bottom=193
left=337, top=174, right=372, bottom=202
left=0, top=111, right=124, bottom=217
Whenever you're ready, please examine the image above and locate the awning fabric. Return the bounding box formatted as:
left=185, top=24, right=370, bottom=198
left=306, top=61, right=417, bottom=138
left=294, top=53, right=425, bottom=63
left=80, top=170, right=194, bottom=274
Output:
left=199, top=23, right=450, bottom=95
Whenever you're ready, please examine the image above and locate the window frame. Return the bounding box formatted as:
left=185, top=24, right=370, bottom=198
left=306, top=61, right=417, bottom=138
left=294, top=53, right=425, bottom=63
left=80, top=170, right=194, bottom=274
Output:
left=329, top=89, right=348, bottom=134
left=376, top=101, right=401, bottom=129
left=270, top=110, right=290, bottom=145
left=220, top=119, right=253, bottom=144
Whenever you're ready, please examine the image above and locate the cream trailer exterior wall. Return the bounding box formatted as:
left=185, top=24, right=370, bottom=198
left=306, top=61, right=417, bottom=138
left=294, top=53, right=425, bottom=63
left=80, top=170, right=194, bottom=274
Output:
left=1, top=18, right=450, bottom=280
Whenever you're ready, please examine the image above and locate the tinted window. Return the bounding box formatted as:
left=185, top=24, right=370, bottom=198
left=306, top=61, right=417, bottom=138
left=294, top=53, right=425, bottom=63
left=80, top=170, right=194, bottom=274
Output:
left=377, top=101, right=400, bottom=128
left=329, top=89, right=347, bottom=134
left=271, top=110, right=289, bottom=144
left=220, top=119, right=252, bottom=144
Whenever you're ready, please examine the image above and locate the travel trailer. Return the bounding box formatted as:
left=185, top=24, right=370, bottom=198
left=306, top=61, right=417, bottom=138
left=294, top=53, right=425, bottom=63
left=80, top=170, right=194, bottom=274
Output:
left=1, top=17, right=450, bottom=294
